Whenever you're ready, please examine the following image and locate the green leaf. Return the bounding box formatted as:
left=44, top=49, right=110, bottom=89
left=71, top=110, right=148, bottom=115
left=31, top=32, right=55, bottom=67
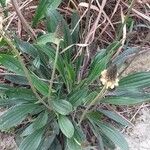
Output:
left=45, top=9, right=72, bottom=53
left=113, top=87, right=150, bottom=99
left=19, top=128, right=44, bottom=150
left=0, top=87, right=37, bottom=106
left=66, top=138, right=82, bottom=150
left=46, top=9, right=62, bottom=32
left=33, top=56, right=41, bottom=69
left=0, top=0, right=8, bottom=16
left=120, top=72, right=150, bottom=88
left=52, top=99, right=72, bottom=115
left=36, top=33, right=61, bottom=45
left=36, top=44, right=66, bottom=84
left=21, top=111, right=48, bottom=136
left=49, top=138, right=62, bottom=150
left=58, top=115, right=74, bottom=138
left=0, top=104, right=39, bottom=130
left=15, top=37, right=38, bottom=58
left=32, top=0, right=61, bottom=27
left=87, top=55, right=107, bottom=84
left=0, top=54, right=24, bottom=75
left=113, top=47, right=138, bottom=68
left=90, top=49, right=106, bottom=69
left=68, top=88, right=87, bottom=108
left=46, top=12, right=72, bottom=64
left=106, top=41, right=122, bottom=55
left=0, top=0, right=5, bottom=6
left=37, top=134, right=56, bottom=150
left=89, top=122, right=105, bottom=150
left=0, top=0, right=6, bottom=8
left=31, top=74, right=49, bottom=96
left=88, top=115, right=129, bottom=150
left=64, top=61, right=75, bottom=88
left=73, top=122, right=86, bottom=143
left=99, top=123, right=129, bottom=150
left=0, top=85, right=36, bottom=105
left=98, top=109, right=131, bottom=126
left=101, top=96, right=150, bottom=105
left=48, top=0, right=61, bottom=8
left=71, top=11, right=80, bottom=43
left=4, top=74, right=28, bottom=85
left=84, top=91, right=98, bottom=105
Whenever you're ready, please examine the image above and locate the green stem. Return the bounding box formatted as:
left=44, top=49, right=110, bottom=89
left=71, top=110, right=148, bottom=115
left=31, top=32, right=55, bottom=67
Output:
left=48, top=42, right=60, bottom=103
left=78, top=85, right=107, bottom=125
left=0, top=30, right=51, bottom=110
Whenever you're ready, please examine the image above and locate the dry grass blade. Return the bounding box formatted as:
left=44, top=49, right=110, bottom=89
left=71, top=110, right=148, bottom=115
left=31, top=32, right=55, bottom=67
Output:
left=11, top=0, right=36, bottom=41
left=79, top=2, right=115, bottom=31
left=113, top=7, right=127, bottom=59
left=80, top=0, right=108, bottom=44
left=122, top=1, right=150, bottom=22
left=100, top=0, right=121, bottom=36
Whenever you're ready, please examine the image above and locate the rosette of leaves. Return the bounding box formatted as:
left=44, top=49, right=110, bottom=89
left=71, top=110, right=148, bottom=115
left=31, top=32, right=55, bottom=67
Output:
left=0, top=1, right=150, bottom=150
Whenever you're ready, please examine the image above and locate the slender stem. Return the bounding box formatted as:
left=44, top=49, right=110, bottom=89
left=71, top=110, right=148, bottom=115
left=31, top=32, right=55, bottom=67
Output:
left=0, top=30, right=51, bottom=110
left=48, top=42, right=60, bottom=103
left=78, top=85, right=107, bottom=125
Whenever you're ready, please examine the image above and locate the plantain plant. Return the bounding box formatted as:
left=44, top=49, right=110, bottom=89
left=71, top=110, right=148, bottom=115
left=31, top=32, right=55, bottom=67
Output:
left=0, top=0, right=150, bottom=150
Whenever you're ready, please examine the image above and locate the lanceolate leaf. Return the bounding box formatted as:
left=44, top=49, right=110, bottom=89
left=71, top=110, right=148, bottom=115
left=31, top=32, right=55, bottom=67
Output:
left=101, top=96, right=150, bottom=105
left=37, top=134, right=56, bottom=150
left=88, top=115, right=129, bottom=150
left=4, top=74, right=28, bottom=85
left=71, top=11, right=80, bottom=43
left=15, top=38, right=38, bottom=58
left=0, top=104, right=39, bottom=130
left=19, top=128, right=44, bottom=150
left=58, top=115, right=74, bottom=138
left=89, top=122, right=105, bottom=150
left=31, top=74, right=49, bottom=96
left=98, top=109, right=131, bottom=126
left=73, top=122, right=86, bottom=143
left=98, top=123, right=129, bottom=150
left=0, top=87, right=37, bottom=106
left=0, top=54, right=24, bottom=75
left=113, top=47, right=138, bottom=67
left=68, top=88, right=87, bottom=108
left=67, top=138, right=82, bottom=150
left=87, top=56, right=107, bottom=84
left=32, top=0, right=61, bottom=27
left=45, top=9, right=72, bottom=52
left=21, top=111, right=48, bottom=136
left=120, top=72, right=150, bottom=88
left=0, top=84, right=36, bottom=100
left=52, top=99, right=72, bottom=115
left=49, top=138, right=62, bottom=150
left=36, top=33, right=61, bottom=45
left=106, top=41, right=121, bottom=56
left=36, top=44, right=67, bottom=84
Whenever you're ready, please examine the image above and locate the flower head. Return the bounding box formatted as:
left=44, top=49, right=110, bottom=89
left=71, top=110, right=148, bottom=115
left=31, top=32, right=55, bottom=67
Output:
left=100, top=64, right=119, bottom=89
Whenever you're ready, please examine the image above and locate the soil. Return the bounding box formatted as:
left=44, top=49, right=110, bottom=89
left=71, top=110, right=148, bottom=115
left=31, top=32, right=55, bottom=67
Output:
left=0, top=51, right=150, bottom=150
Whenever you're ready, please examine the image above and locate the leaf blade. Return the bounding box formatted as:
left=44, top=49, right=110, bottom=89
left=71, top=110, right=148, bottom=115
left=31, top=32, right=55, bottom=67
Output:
left=58, top=115, right=74, bottom=138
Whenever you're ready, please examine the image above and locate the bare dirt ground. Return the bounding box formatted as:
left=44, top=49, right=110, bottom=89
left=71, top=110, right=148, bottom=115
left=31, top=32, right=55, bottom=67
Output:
left=0, top=50, right=150, bottom=150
